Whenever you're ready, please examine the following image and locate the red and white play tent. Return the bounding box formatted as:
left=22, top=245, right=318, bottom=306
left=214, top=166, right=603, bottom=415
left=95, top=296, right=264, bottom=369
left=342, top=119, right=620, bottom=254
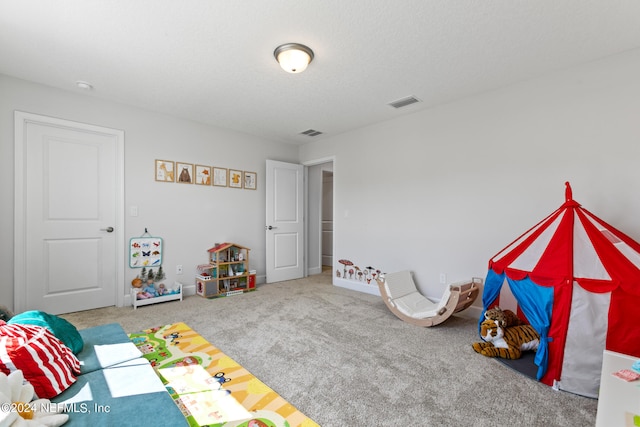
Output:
left=482, top=182, right=640, bottom=397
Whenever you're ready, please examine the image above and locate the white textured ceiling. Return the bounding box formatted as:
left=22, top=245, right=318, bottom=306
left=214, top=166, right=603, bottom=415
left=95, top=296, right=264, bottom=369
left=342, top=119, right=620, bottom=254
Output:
left=1, top=1, right=640, bottom=144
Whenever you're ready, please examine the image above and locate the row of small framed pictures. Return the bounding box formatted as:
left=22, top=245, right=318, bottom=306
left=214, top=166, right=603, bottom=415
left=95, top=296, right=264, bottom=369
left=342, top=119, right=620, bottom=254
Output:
left=155, top=160, right=256, bottom=190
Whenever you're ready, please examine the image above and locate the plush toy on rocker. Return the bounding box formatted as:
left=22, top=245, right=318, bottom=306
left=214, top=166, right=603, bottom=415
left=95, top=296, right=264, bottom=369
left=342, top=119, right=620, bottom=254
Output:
left=472, top=309, right=540, bottom=359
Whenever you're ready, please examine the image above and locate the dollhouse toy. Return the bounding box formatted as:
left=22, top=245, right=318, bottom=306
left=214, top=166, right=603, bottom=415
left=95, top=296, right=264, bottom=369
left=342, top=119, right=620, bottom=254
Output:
left=196, top=243, right=254, bottom=298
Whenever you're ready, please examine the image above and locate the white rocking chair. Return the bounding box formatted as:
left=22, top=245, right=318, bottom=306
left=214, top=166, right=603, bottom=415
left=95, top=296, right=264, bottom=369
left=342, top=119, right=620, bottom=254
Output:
left=376, top=270, right=480, bottom=327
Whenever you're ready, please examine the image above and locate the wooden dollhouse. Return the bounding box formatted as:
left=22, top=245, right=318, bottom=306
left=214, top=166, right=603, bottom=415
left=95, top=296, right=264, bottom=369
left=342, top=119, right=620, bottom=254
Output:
left=196, top=243, right=255, bottom=298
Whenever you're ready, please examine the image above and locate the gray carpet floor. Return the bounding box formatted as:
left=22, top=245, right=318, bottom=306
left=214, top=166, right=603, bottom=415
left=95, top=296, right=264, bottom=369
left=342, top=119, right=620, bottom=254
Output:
left=61, top=272, right=598, bottom=426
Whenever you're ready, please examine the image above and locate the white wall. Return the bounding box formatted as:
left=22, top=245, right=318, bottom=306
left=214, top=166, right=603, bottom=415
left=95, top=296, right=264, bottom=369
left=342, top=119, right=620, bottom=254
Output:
left=0, top=75, right=298, bottom=310
left=300, top=49, right=640, bottom=303
left=4, top=48, right=640, bottom=312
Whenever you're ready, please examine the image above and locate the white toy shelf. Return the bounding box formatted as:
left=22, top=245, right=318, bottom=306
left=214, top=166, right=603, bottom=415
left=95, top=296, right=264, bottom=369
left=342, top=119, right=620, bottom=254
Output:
left=131, top=282, right=183, bottom=309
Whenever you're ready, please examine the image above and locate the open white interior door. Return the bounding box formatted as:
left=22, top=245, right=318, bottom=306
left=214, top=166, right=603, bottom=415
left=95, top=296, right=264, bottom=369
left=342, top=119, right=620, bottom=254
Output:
left=265, top=160, right=304, bottom=283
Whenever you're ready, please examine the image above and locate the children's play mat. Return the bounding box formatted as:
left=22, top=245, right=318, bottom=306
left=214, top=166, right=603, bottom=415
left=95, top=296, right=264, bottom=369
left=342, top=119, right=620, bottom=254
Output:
left=129, top=322, right=318, bottom=427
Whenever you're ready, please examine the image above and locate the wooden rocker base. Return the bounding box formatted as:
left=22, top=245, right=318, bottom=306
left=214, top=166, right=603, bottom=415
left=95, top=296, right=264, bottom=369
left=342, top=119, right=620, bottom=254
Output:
left=376, top=271, right=481, bottom=327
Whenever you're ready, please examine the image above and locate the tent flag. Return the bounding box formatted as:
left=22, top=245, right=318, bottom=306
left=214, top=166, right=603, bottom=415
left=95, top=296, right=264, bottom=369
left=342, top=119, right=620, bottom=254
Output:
left=506, top=276, right=553, bottom=380
left=479, top=269, right=503, bottom=323
left=480, top=269, right=553, bottom=380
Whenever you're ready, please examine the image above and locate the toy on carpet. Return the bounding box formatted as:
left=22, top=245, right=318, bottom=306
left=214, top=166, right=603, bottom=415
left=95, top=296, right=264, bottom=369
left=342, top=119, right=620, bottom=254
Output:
left=0, top=370, right=68, bottom=427
left=376, top=270, right=481, bottom=327
left=472, top=318, right=539, bottom=360
left=483, top=306, right=522, bottom=328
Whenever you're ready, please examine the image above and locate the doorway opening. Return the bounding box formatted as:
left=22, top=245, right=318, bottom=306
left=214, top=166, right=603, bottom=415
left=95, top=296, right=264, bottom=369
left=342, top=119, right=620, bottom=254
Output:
left=321, top=170, right=333, bottom=272
left=305, top=160, right=334, bottom=276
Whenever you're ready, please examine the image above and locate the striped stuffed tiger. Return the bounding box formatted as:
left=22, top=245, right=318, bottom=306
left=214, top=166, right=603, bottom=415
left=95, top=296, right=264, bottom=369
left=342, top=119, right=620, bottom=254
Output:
left=472, top=318, right=539, bottom=360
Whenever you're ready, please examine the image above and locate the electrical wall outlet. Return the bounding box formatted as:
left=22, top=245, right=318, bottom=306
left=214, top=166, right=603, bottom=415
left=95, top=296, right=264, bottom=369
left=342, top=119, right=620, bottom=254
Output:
left=439, top=273, right=446, bottom=284
left=176, top=265, right=183, bottom=275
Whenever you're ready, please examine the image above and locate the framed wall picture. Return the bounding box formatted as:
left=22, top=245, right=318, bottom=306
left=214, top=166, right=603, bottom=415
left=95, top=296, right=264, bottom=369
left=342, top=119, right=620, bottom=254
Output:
left=195, top=165, right=211, bottom=185
left=155, top=160, right=174, bottom=182
left=176, top=162, right=194, bottom=184
left=129, top=236, right=163, bottom=268
left=213, top=167, right=228, bottom=187
left=244, top=171, right=257, bottom=190
left=229, top=169, right=243, bottom=188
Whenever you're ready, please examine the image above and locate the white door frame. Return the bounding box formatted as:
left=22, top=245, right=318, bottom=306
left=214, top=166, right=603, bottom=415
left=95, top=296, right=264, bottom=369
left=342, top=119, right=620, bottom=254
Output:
left=14, top=111, right=126, bottom=311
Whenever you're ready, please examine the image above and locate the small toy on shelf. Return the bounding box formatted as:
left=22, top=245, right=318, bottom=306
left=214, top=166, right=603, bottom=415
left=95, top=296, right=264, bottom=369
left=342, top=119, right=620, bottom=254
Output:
left=139, top=267, right=148, bottom=282
left=142, top=284, right=157, bottom=297
left=136, top=289, right=154, bottom=300
left=156, top=265, right=166, bottom=281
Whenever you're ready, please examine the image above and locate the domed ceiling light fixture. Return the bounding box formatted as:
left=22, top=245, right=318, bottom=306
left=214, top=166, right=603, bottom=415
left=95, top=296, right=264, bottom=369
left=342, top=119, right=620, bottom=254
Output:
left=75, top=80, right=94, bottom=90
left=273, top=43, right=314, bottom=74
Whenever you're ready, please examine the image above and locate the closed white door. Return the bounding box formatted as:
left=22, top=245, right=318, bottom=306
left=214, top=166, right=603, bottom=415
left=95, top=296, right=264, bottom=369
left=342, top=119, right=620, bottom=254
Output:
left=14, top=112, right=124, bottom=314
left=265, top=160, right=304, bottom=283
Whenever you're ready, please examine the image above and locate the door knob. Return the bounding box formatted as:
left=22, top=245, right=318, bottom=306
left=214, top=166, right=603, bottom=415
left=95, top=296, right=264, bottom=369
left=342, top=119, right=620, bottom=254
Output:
left=101, top=227, right=114, bottom=233
left=265, top=225, right=278, bottom=230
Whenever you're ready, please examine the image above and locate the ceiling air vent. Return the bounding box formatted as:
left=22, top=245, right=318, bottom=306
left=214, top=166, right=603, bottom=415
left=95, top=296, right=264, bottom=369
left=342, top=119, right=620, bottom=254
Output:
left=388, top=96, right=422, bottom=109
left=300, top=129, right=323, bottom=137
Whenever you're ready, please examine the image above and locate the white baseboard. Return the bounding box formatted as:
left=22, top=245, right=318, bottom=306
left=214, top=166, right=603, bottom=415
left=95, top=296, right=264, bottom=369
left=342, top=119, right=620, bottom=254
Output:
left=458, top=304, right=482, bottom=320
left=308, top=266, right=322, bottom=276
left=333, top=277, right=381, bottom=296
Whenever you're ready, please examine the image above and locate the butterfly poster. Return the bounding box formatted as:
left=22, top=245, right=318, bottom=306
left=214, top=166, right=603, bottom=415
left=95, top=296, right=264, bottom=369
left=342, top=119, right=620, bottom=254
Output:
left=129, top=236, right=163, bottom=268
